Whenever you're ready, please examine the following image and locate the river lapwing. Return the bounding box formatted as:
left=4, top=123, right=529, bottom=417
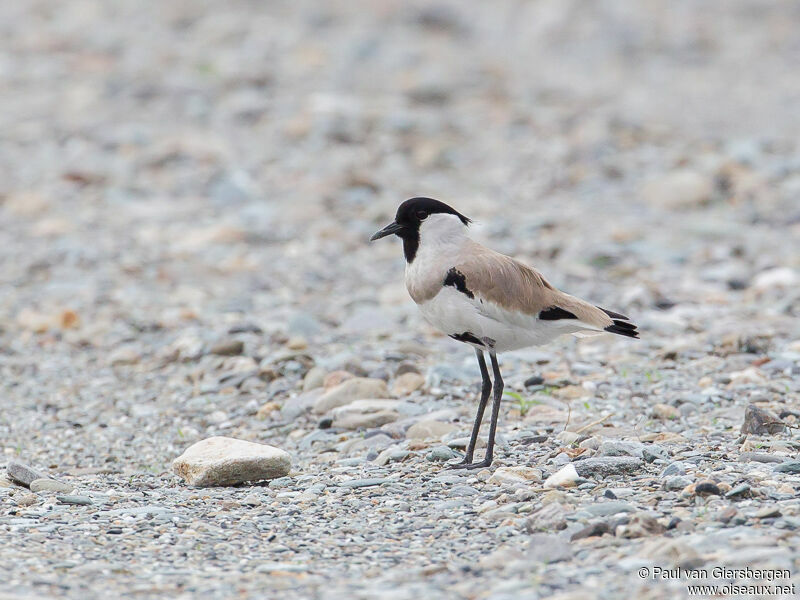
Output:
left=371, top=197, right=638, bottom=469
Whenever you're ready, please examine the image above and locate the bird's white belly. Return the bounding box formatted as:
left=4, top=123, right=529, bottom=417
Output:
left=417, top=288, right=578, bottom=353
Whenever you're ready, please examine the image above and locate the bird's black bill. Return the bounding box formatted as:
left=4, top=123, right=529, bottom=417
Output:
left=370, top=221, right=403, bottom=241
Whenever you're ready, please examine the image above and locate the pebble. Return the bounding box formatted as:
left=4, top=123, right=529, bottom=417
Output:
left=543, top=464, right=580, bottom=489
left=528, top=533, right=571, bottom=563
left=7, top=461, right=48, bottom=487
left=302, top=367, right=327, bottom=391
left=526, top=503, right=568, bottom=532
left=339, top=478, right=392, bottom=489
left=313, top=378, right=389, bottom=414
left=172, top=436, right=291, bottom=486
left=617, top=513, right=665, bottom=538
left=374, top=448, right=411, bottom=466
left=57, top=495, right=93, bottom=506
left=109, top=346, right=141, bottom=366
left=774, top=461, right=800, bottom=474
left=571, top=521, right=610, bottom=540
left=596, top=441, right=644, bottom=458
left=642, top=445, right=669, bottom=463
left=29, top=478, right=75, bottom=493
left=573, top=457, right=642, bottom=478
left=661, top=462, right=687, bottom=477
left=240, top=493, right=262, bottom=506
left=740, top=404, right=785, bottom=435
left=15, top=493, right=38, bottom=507
left=755, top=506, right=782, bottom=519
left=330, top=400, right=401, bottom=430
left=487, top=466, right=542, bottom=486
left=323, top=371, right=355, bottom=389
left=716, top=507, right=738, bottom=523
left=582, top=502, right=634, bottom=517
left=739, top=452, right=784, bottom=464
left=725, top=483, right=751, bottom=498
left=694, top=480, right=722, bottom=496
left=391, top=372, right=425, bottom=396
left=209, top=339, right=245, bottom=356
left=555, top=431, right=580, bottom=445
left=663, top=476, right=693, bottom=491
left=427, top=446, right=459, bottom=462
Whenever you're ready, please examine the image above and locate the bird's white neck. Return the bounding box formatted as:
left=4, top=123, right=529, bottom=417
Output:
left=417, top=213, right=469, bottom=258
left=404, top=214, right=469, bottom=302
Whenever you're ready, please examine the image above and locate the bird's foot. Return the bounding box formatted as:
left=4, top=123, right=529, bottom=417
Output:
left=444, top=458, right=493, bottom=470
left=444, top=460, right=472, bottom=470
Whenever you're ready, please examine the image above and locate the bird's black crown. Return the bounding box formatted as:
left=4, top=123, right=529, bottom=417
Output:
left=395, top=197, right=471, bottom=228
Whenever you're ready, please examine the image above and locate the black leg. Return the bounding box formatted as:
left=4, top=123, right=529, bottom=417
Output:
left=482, top=351, right=504, bottom=466
left=446, top=349, right=491, bottom=469
left=447, top=351, right=504, bottom=470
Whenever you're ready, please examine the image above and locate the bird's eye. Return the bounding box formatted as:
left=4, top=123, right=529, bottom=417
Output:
left=416, top=210, right=428, bottom=220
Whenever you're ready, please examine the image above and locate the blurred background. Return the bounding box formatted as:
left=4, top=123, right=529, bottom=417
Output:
left=1, top=0, right=799, bottom=450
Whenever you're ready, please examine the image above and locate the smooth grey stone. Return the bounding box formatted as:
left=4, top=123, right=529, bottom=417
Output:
left=739, top=452, right=783, bottom=464
left=268, top=477, right=294, bottom=489
left=582, top=502, right=635, bottom=517
left=642, top=445, right=669, bottom=463
left=430, top=474, right=467, bottom=485
left=434, top=498, right=472, bottom=510
left=448, top=485, right=479, bottom=497
left=661, top=462, right=687, bottom=477
left=529, top=533, right=571, bottom=563
left=104, top=505, right=175, bottom=517
left=338, top=478, right=392, bottom=488
left=725, top=483, right=751, bottom=498
left=282, top=391, right=321, bottom=421
left=570, top=521, right=610, bottom=540
left=56, top=495, right=93, bottom=506
left=551, top=452, right=571, bottom=467
left=663, top=476, right=692, bottom=491
left=427, top=446, right=458, bottom=462
left=30, top=479, right=74, bottom=494
left=596, top=441, right=644, bottom=458
left=776, top=517, right=800, bottom=530
left=573, top=457, right=642, bottom=478
left=7, top=461, right=48, bottom=487
left=774, top=461, right=800, bottom=473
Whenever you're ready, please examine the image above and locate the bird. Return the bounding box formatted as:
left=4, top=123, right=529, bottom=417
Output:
left=370, top=197, right=638, bottom=470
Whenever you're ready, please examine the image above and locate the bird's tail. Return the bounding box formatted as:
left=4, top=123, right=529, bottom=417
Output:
left=598, top=307, right=639, bottom=339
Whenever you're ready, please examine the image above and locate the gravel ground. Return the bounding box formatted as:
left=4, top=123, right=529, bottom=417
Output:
left=2, top=1, right=800, bottom=599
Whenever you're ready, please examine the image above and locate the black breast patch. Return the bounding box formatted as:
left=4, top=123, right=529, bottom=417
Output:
left=449, top=332, right=495, bottom=348
left=443, top=268, right=474, bottom=299
left=539, top=306, right=578, bottom=320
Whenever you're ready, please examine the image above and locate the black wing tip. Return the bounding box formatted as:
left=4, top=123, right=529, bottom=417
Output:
left=598, top=306, right=629, bottom=320
left=605, top=319, right=640, bottom=339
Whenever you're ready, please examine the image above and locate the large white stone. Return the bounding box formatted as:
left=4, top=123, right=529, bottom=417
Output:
left=173, top=436, right=291, bottom=487
left=543, top=464, right=580, bottom=489
left=313, top=377, right=389, bottom=414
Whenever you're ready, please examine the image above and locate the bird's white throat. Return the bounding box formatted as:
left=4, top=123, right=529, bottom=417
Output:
left=418, top=213, right=469, bottom=255
left=405, top=213, right=469, bottom=298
